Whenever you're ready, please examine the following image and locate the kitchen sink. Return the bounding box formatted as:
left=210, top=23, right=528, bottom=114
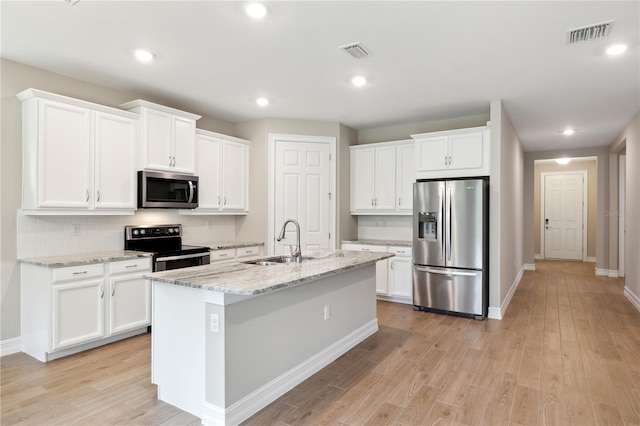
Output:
left=243, top=255, right=315, bottom=266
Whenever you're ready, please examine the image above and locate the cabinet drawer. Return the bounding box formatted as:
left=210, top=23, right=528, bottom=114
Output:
left=210, top=249, right=235, bottom=262
left=236, top=246, right=261, bottom=258
left=388, top=246, right=412, bottom=257
left=52, top=263, right=104, bottom=283
left=110, top=258, right=151, bottom=275
left=342, top=244, right=388, bottom=253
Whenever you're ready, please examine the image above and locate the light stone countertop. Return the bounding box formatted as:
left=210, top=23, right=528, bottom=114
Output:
left=193, top=241, right=264, bottom=250
left=341, top=239, right=412, bottom=247
left=19, top=250, right=153, bottom=267
left=145, top=249, right=393, bottom=295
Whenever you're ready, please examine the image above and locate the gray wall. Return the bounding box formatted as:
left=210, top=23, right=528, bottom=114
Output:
left=489, top=99, right=524, bottom=312
left=0, top=59, right=238, bottom=342
left=610, top=112, right=640, bottom=303
left=523, top=147, right=609, bottom=269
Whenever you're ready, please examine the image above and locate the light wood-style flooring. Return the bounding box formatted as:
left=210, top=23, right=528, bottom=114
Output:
left=2, top=260, right=639, bottom=425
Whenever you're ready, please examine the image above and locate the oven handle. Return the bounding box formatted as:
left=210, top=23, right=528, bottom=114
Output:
left=156, top=252, right=208, bottom=262
left=188, top=181, right=195, bottom=203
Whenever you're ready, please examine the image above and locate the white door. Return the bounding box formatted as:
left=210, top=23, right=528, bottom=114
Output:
left=274, top=140, right=331, bottom=255
left=543, top=172, right=584, bottom=260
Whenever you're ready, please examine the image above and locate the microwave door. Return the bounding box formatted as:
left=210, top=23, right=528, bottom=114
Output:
left=413, top=181, right=445, bottom=267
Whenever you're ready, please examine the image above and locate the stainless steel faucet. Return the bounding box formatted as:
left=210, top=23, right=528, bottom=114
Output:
left=276, top=219, right=301, bottom=261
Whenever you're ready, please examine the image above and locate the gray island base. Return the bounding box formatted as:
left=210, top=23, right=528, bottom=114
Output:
left=148, top=250, right=393, bottom=426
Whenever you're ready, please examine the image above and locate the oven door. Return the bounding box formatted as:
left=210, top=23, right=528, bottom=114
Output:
left=155, top=252, right=210, bottom=272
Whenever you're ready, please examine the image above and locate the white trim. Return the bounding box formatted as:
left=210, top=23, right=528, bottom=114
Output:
left=608, top=270, right=619, bottom=278
left=624, top=286, right=640, bottom=312
left=1, top=337, right=22, bottom=357
left=585, top=257, right=596, bottom=263
left=487, top=265, right=524, bottom=320
left=523, top=263, right=536, bottom=271
left=267, top=134, right=337, bottom=255
left=534, top=253, right=542, bottom=260
left=200, top=319, right=379, bottom=426
left=595, top=268, right=610, bottom=276
left=540, top=170, right=588, bottom=261
left=619, top=154, right=626, bottom=277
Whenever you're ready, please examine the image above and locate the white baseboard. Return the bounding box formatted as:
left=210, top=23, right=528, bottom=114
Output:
left=201, top=319, right=379, bottom=426
left=585, top=257, right=596, bottom=263
left=534, top=254, right=542, bottom=260
left=595, top=268, right=619, bottom=277
left=523, top=263, right=536, bottom=271
left=624, top=286, right=640, bottom=312
left=488, top=265, right=524, bottom=320
left=1, top=337, right=22, bottom=357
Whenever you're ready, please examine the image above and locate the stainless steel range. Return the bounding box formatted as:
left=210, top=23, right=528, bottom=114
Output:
left=124, top=224, right=210, bottom=271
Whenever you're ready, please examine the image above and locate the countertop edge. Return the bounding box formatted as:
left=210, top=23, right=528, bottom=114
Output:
left=19, top=251, right=153, bottom=267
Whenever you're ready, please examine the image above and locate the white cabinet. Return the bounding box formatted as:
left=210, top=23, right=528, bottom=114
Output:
left=341, top=243, right=413, bottom=304
left=120, top=99, right=201, bottom=174
left=17, top=89, right=138, bottom=214
left=188, top=129, right=249, bottom=214
left=21, top=257, right=152, bottom=362
left=350, top=140, right=414, bottom=215
left=412, top=126, right=490, bottom=179
left=341, top=243, right=389, bottom=295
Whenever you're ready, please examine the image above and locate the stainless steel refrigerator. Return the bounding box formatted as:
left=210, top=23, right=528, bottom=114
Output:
left=413, top=178, right=489, bottom=319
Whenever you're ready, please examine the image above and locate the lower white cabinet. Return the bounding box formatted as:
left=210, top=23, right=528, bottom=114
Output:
left=210, top=245, right=263, bottom=263
left=341, top=243, right=413, bottom=304
left=21, top=257, right=152, bottom=362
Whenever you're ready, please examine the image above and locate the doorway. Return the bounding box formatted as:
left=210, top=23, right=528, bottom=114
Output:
left=268, top=134, right=336, bottom=255
left=619, top=154, right=626, bottom=277
left=541, top=171, right=587, bottom=261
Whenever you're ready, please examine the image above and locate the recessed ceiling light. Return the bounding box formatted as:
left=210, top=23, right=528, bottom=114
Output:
left=256, top=97, right=269, bottom=106
left=245, top=2, right=268, bottom=19
left=563, top=128, right=575, bottom=136
left=134, top=49, right=154, bottom=63
left=351, top=76, right=367, bottom=87
left=555, top=158, right=571, bottom=165
left=606, top=44, right=628, bottom=55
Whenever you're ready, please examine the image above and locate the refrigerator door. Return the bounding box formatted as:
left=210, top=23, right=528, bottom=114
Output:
left=413, top=181, right=446, bottom=267
left=413, top=265, right=485, bottom=318
left=446, top=179, right=485, bottom=270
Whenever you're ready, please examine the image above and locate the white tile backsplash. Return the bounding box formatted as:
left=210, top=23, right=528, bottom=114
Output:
left=17, top=211, right=236, bottom=259
left=357, top=215, right=412, bottom=241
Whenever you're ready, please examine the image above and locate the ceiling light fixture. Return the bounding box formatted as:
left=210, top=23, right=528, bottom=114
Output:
left=606, top=44, right=628, bottom=55
left=351, top=76, right=367, bottom=87
left=563, top=128, right=575, bottom=136
left=134, top=49, right=154, bottom=63
left=555, top=158, right=571, bottom=165
left=256, top=97, right=269, bottom=106
left=245, top=2, right=268, bottom=19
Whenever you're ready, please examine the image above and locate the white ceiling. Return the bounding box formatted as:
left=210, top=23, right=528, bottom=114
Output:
left=2, top=1, right=638, bottom=151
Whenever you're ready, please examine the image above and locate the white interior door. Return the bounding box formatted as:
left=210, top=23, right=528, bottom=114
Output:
left=543, top=172, right=584, bottom=260
left=274, top=140, right=331, bottom=255
left=619, top=154, right=626, bottom=277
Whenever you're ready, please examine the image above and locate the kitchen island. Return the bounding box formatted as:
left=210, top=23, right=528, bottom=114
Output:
left=147, top=249, right=393, bottom=426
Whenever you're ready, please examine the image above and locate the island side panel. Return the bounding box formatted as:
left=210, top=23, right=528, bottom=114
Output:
left=207, top=264, right=377, bottom=423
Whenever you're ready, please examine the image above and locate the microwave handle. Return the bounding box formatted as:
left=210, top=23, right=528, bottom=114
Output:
left=188, top=181, right=194, bottom=203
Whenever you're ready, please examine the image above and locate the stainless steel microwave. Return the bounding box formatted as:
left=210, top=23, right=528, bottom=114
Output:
left=137, top=170, right=199, bottom=209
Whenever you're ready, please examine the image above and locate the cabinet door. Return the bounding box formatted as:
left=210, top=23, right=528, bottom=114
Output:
left=341, top=243, right=388, bottom=294
left=195, top=133, right=222, bottom=210
left=38, top=100, right=92, bottom=208
left=396, top=143, right=415, bottom=211
left=415, top=136, right=448, bottom=173
left=94, top=112, right=137, bottom=209
left=109, top=274, right=151, bottom=335
left=172, top=116, right=196, bottom=174
left=350, top=148, right=376, bottom=211
left=388, top=256, right=413, bottom=299
left=374, top=146, right=396, bottom=210
left=142, top=109, right=173, bottom=171
left=52, top=279, right=105, bottom=350
left=221, top=140, right=248, bottom=210
left=449, top=131, right=484, bottom=171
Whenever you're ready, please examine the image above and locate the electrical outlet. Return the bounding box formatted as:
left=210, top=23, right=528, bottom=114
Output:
left=323, top=305, right=331, bottom=321
left=71, top=224, right=81, bottom=236
left=210, top=314, right=219, bottom=333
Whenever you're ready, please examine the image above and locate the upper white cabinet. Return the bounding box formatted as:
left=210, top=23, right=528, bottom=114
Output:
left=412, top=125, right=490, bottom=179
left=119, top=100, right=200, bottom=175
left=17, top=89, right=137, bottom=214
left=350, top=140, right=414, bottom=215
left=188, top=129, right=249, bottom=214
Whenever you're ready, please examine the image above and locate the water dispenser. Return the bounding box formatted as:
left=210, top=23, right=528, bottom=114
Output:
left=418, top=212, right=438, bottom=241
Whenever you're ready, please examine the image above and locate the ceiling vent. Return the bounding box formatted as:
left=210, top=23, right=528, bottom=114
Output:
left=339, top=42, right=372, bottom=59
left=567, top=20, right=613, bottom=44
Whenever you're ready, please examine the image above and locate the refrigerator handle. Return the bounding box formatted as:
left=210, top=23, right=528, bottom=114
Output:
left=439, top=187, right=445, bottom=260
left=416, top=266, right=477, bottom=277
left=446, top=186, right=452, bottom=261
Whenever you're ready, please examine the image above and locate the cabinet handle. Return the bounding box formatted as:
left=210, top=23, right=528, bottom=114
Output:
left=173, top=156, right=176, bottom=167
left=371, top=199, right=374, bottom=207
left=224, top=197, right=227, bottom=205
left=169, top=156, right=172, bottom=167
left=96, top=190, right=101, bottom=202
left=391, top=261, right=395, bottom=270
left=86, top=190, right=89, bottom=202
left=218, top=195, right=221, bottom=206
left=219, top=253, right=228, bottom=257
left=112, top=284, right=115, bottom=296
left=398, top=197, right=401, bottom=206
left=125, top=264, right=138, bottom=268
left=72, top=271, right=88, bottom=275
left=246, top=250, right=253, bottom=254
left=101, top=286, right=104, bottom=298
left=375, top=198, right=378, bottom=206
left=362, top=248, right=370, bottom=251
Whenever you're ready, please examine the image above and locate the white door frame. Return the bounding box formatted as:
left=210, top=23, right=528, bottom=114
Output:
left=267, top=134, right=337, bottom=256
left=619, top=154, right=626, bottom=277
left=540, top=170, right=588, bottom=261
